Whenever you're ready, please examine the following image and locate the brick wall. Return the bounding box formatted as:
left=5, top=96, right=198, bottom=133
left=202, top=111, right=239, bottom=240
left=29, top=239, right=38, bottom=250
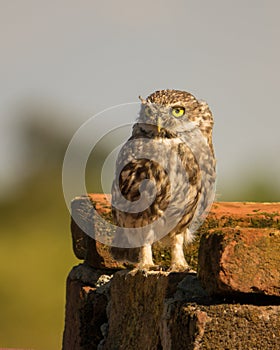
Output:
left=62, top=196, right=280, bottom=349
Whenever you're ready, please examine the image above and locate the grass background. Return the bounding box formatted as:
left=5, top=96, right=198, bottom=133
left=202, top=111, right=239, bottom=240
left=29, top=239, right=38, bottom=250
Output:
left=0, top=169, right=78, bottom=349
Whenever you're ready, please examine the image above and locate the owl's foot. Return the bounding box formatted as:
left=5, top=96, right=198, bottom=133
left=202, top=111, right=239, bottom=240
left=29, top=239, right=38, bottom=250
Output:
left=136, top=264, right=165, bottom=278
left=137, top=263, right=163, bottom=271
left=168, top=263, right=195, bottom=273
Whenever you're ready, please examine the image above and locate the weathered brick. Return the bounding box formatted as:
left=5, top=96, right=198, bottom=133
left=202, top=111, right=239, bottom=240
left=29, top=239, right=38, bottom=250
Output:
left=62, top=264, right=113, bottom=350
left=71, top=196, right=280, bottom=272
left=198, top=228, right=280, bottom=297
left=71, top=194, right=124, bottom=269
left=65, top=199, right=280, bottom=349
left=63, top=264, right=280, bottom=350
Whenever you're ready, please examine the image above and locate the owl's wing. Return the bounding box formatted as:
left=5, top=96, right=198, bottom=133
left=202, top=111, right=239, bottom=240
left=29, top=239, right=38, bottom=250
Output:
left=110, top=140, right=171, bottom=262
left=111, top=151, right=170, bottom=228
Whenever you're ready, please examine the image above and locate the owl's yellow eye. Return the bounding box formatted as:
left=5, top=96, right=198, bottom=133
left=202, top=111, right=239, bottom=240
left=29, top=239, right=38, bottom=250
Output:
left=171, top=106, right=185, bottom=118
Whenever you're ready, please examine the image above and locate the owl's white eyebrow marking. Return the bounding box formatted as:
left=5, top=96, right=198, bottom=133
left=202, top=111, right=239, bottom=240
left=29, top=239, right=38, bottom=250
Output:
left=159, top=137, right=181, bottom=145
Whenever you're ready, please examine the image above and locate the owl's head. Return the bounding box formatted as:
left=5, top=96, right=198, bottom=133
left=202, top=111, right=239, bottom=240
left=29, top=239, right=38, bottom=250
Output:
left=137, top=89, right=214, bottom=141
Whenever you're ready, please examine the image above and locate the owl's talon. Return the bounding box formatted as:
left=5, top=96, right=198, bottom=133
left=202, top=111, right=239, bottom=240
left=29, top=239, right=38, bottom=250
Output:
left=168, top=263, right=193, bottom=273
left=150, top=265, right=168, bottom=271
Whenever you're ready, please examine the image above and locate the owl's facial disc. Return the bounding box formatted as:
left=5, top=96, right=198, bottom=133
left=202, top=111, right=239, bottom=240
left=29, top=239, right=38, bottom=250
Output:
left=142, top=104, right=164, bottom=132
left=144, top=105, right=153, bottom=118
left=140, top=102, right=193, bottom=134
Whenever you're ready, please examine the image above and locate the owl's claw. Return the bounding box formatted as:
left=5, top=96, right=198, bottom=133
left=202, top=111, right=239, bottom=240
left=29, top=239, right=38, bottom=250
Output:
left=168, top=263, right=194, bottom=273
left=137, top=264, right=163, bottom=275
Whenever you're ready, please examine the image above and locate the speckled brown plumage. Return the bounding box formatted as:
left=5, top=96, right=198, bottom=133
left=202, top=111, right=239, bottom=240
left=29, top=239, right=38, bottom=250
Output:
left=111, top=89, right=216, bottom=270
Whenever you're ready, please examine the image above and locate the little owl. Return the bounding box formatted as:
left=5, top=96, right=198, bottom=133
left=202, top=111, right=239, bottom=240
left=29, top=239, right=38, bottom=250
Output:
left=111, top=89, right=216, bottom=270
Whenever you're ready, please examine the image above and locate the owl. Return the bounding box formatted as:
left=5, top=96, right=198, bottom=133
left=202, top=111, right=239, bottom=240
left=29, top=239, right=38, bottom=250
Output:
left=111, top=89, right=216, bottom=270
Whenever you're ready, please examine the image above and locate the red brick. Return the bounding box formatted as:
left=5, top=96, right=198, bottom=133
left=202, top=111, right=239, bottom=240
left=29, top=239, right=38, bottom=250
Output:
left=198, top=227, right=280, bottom=297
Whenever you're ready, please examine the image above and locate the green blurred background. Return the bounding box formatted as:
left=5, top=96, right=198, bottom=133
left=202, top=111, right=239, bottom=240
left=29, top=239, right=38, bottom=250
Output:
left=1, top=1, right=280, bottom=349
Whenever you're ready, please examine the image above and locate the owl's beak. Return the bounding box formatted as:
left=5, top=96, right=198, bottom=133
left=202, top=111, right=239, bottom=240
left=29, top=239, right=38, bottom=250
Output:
left=157, top=117, right=162, bottom=132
